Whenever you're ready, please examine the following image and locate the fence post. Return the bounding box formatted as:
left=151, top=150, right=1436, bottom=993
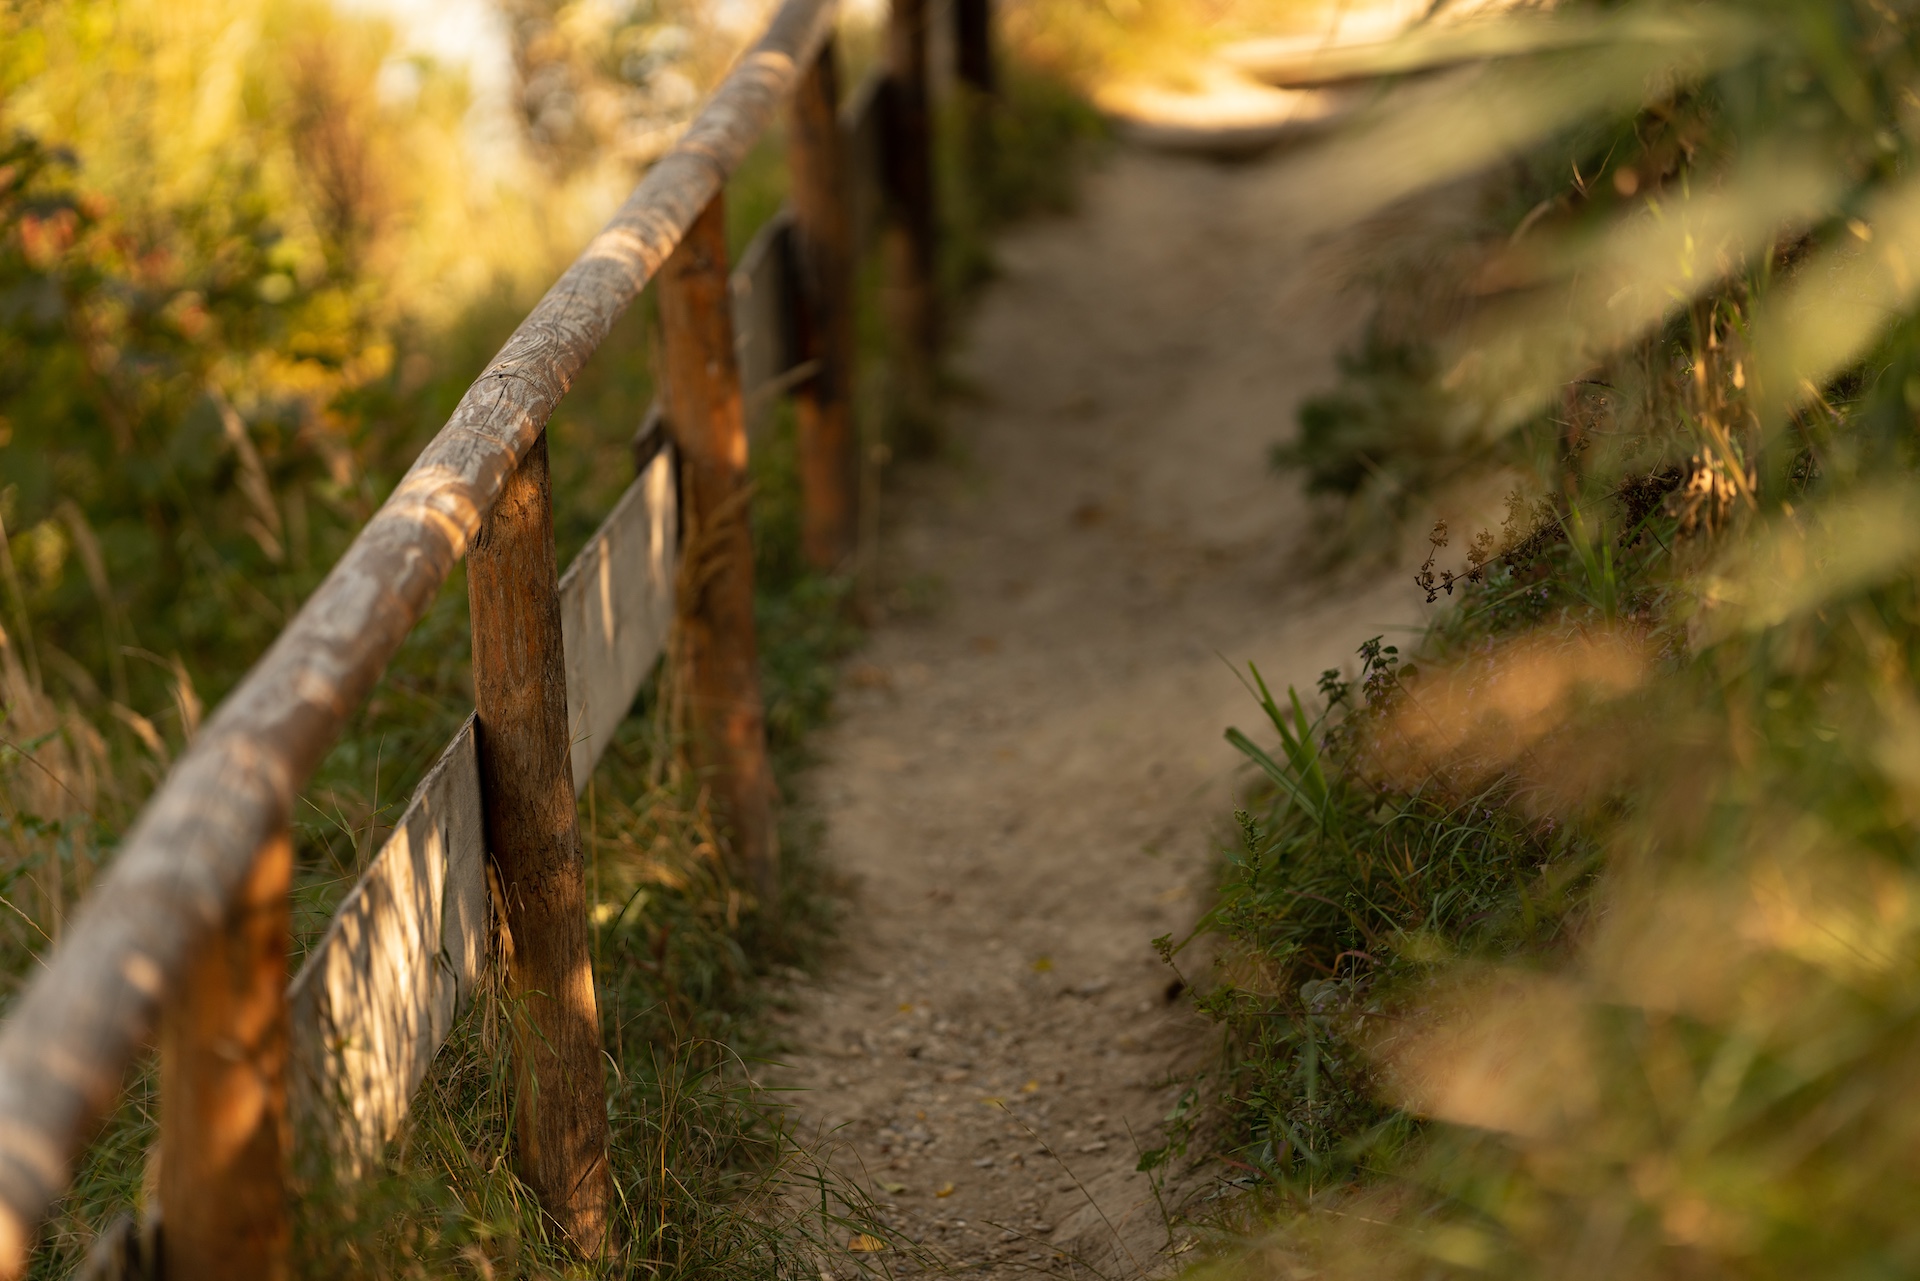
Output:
left=160, top=829, right=292, bottom=1280
left=659, top=194, right=780, bottom=906
left=884, top=0, right=938, bottom=444
left=468, top=431, right=612, bottom=1253
left=956, top=0, right=993, bottom=94
left=790, top=36, right=859, bottom=572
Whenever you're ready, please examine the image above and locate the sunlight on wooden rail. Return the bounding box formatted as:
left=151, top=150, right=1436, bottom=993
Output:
left=288, top=442, right=679, bottom=1186
left=0, top=0, right=932, bottom=1265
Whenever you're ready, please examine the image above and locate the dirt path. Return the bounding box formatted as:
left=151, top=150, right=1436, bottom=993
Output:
left=771, top=139, right=1425, bottom=1277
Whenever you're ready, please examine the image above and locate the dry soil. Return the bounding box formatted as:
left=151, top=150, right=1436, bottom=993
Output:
left=769, top=138, right=1427, bottom=1279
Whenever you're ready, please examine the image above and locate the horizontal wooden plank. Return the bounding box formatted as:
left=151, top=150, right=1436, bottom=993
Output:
left=560, top=445, right=680, bottom=793
left=284, top=445, right=678, bottom=1177
left=287, top=717, right=488, bottom=1180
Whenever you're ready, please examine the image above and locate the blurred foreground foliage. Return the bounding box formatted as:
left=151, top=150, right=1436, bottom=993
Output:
left=1177, top=0, right=1920, bottom=1277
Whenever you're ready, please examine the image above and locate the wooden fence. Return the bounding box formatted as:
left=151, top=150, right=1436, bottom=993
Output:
left=0, top=0, right=995, bottom=1274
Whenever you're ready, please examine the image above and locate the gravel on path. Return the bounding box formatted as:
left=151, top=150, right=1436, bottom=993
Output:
left=771, top=139, right=1426, bottom=1279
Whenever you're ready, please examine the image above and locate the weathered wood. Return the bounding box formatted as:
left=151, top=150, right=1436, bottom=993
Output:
left=560, top=446, right=678, bottom=793
left=659, top=195, right=781, bottom=906
left=956, top=0, right=993, bottom=93
left=468, top=432, right=611, bottom=1252
left=287, top=440, right=676, bottom=1181
left=0, top=0, right=833, bottom=1263
left=843, top=69, right=888, bottom=254
left=160, top=830, right=292, bottom=1280
left=287, top=718, right=488, bottom=1180
left=790, top=38, right=860, bottom=570
left=731, top=211, right=802, bottom=446
left=884, top=0, right=938, bottom=441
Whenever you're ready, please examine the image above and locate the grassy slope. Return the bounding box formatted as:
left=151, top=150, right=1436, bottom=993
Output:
left=1171, top=6, right=1920, bottom=1277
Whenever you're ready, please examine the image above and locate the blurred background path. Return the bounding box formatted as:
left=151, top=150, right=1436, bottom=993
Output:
left=771, top=130, right=1427, bottom=1276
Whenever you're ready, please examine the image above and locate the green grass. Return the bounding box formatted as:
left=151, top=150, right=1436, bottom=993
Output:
left=24, top=339, right=873, bottom=1281
left=264, top=58, right=1112, bottom=1273
left=1171, top=3, right=1920, bottom=1276
left=286, top=696, right=873, bottom=1280
left=1154, top=634, right=1600, bottom=1202
left=9, top=35, right=1115, bottom=1277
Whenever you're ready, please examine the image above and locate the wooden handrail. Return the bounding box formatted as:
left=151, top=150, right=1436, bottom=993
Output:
left=0, top=0, right=838, bottom=1266
left=15, top=0, right=970, bottom=1265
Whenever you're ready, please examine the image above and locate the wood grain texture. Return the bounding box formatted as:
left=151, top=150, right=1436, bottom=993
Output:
left=286, top=449, right=675, bottom=1186
left=0, top=0, right=833, bottom=1264
left=659, top=196, right=781, bottom=906
left=160, top=831, right=292, bottom=1281
left=468, top=433, right=610, bottom=1252
left=287, top=719, right=488, bottom=1181
left=560, top=446, right=679, bottom=794
left=790, top=38, right=860, bottom=570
